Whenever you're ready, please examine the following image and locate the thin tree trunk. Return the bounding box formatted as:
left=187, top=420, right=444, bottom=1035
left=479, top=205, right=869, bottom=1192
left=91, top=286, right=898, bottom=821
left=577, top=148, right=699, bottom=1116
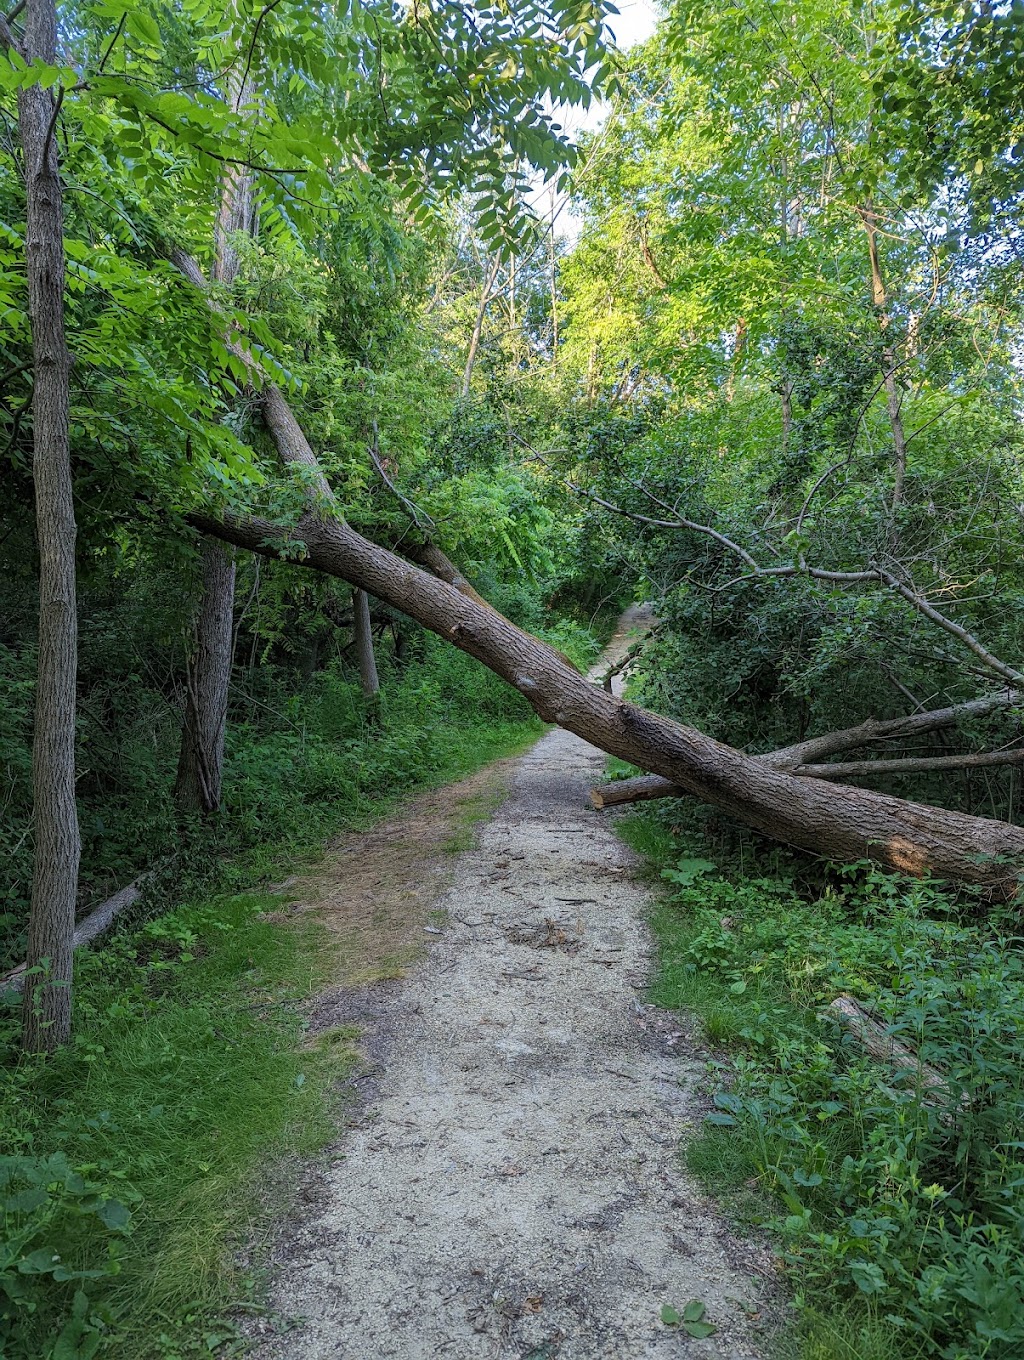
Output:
left=548, top=190, right=559, bottom=369
left=781, top=381, right=793, bottom=458
left=175, top=539, right=236, bottom=814
left=175, top=40, right=253, bottom=816
left=861, top=205, right=909, bottom=511
left=462, top=254, right=500, bottom=400
left=17, top=0, right=80, bottom=1052
left=353, top=587, right=380, bottom=701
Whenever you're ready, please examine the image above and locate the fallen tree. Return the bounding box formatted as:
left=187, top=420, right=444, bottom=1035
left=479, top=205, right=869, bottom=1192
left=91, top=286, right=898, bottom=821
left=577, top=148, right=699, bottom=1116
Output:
left=591, top=691, right=1024, bottom=805
left=170, top=255, right=1024, bottom=892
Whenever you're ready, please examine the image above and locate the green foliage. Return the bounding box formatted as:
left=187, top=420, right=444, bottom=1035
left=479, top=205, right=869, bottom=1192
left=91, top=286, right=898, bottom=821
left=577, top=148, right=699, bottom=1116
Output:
left=1, top=1154, right=129, bottom=1359
left=627, top=811, right=1024, bottom=1360
left=0, top=892, right=353, bottom=1358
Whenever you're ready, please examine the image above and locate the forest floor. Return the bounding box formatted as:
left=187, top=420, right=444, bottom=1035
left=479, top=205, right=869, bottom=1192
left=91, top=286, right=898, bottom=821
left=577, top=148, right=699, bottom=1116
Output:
left=247, top=610, right=779, bottom=1360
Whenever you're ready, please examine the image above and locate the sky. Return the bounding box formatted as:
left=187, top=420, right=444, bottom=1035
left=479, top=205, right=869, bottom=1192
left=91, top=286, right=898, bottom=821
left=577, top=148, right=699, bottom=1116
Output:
left=531, top=0, right=662, bottom=235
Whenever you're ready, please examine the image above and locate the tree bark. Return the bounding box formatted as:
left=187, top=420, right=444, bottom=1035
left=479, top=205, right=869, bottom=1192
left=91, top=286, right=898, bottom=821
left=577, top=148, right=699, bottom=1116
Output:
left=860, top=205, right=909, bottom=511
left=353, top=587, right=380, bottom=701
left=462, top=254, right=500, bottom=400
left=175, top=43, right=253, bottom=817
left=190, top=500, right=1024, bottom=891
left=175, top=539, right=236, bottom=814
left=2, top=875, right=148, bottom=995
left=590, top=690, right=1024, bottom=805
left=170, top=258, right=1024, bottom=891
left=18, top=0, right=81, bottom=1052
left=826, top=995, right=965, bottom=1111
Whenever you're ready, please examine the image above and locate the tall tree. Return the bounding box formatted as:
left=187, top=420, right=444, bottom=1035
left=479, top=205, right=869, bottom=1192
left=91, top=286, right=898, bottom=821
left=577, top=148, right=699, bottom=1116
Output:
left=4, top=0, right=81, bottom=1051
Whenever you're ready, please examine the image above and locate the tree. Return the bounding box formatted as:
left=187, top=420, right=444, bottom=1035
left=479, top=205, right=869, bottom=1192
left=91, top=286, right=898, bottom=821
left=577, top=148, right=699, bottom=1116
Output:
left=1, top=0, right=81, bottom=1051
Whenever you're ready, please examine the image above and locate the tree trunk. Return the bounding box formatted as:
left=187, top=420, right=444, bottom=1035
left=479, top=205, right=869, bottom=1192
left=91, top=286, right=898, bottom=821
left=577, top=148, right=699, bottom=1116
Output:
left=548, top=188, right=559, bottom=369
left=175, top=540, right=235, bottom=814
left=191, top=502, right=1024, bottom=892
left=168, top=260, right=1024, bottom=892
left=18, top=0, right=81, bottom=1053
left=175, top=44, right=253, bottom=816
left=462, top=254, right=500, bottom=400
left=353, top=587, right=380, bottom=702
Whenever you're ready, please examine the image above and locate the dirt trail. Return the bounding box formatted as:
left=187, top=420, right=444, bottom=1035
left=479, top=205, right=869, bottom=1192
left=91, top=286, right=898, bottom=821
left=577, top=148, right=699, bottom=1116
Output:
left=253, top=610, right=776, bottom=1359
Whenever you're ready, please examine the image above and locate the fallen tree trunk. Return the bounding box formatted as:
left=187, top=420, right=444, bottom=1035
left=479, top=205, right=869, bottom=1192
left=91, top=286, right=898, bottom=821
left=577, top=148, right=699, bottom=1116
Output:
left=1, top=876, right=147, bottom=995
left=826, top=994, right=966, bottom=1112
left=591, top=746, right=1024, bottom=804
left=170, top=256, right=1024, bottom=891
left=590, top=690, right=1023, bottom=806
left=190, top=506, right=1024, bottom=890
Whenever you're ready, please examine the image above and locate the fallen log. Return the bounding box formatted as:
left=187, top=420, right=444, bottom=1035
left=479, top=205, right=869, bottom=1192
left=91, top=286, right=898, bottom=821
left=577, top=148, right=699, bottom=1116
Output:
left=826, top=994, right=967, bottom=1113
left=589, top=691, right=1024, bottom=805
left=590, top=745, right=1024, bottom=805
left=191, top=501, right=1024, bottom=890
left=590, top=774, right=680, bottom=809
left=1, top=876, right=147, bottom=995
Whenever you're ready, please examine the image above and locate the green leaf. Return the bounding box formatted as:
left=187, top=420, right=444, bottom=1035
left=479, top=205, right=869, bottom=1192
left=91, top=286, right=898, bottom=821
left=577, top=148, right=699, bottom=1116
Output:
left=95, top=1197, right=131, bottom=1230
left=660, top=1304, right=680, bottom=1325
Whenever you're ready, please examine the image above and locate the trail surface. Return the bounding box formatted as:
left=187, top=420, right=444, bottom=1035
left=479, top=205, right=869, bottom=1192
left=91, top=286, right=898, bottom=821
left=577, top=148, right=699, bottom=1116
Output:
left=253, top=612, right=776, bottom=1359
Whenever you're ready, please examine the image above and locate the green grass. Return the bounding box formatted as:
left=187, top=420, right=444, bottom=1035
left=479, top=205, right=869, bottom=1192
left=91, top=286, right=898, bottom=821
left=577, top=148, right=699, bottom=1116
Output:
left=2, top=893, right=357, bottom=1358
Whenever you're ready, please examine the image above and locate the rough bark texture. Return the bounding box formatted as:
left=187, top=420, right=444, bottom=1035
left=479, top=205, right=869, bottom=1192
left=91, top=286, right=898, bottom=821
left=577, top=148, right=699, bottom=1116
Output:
left=592, top=690, right=1024, bottom=804
left=175, top=539, right=236, bottom=814
left=353, top=587, right=380, bottom=700
left=191, top=501, right=1024, bottom=890
left=19, top=0, right=81, bottom=1052
left=169, top=257, right=1024, bottom=891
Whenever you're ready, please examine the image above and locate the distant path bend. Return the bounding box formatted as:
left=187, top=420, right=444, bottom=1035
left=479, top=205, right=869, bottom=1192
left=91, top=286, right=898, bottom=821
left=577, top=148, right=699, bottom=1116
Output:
left=252, top=607, right=775, bottom=1359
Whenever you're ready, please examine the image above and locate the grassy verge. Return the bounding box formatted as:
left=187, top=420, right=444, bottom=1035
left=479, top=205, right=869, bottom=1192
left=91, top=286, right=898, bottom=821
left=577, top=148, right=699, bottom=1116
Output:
left=2, top=891, right=354, bottom=1359
left=616, top=807, right=1024, bottom=1360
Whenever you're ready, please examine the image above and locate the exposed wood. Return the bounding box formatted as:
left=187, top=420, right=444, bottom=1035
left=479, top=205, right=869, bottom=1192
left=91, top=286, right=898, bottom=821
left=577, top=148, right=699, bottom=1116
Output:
left=590, top=775, right=678, bottom=809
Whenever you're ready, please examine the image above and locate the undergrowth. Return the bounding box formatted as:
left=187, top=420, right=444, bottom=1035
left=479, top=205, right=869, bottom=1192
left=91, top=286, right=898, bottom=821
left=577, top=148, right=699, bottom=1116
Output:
left=2, top=893, right=352, bottom=1358
left=619, top=808, right=1024, bottom=1360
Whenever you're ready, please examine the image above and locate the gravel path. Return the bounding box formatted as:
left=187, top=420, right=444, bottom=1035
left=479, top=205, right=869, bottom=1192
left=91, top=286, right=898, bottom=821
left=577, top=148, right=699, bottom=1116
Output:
left=253, top=614, right=776, bottom=1359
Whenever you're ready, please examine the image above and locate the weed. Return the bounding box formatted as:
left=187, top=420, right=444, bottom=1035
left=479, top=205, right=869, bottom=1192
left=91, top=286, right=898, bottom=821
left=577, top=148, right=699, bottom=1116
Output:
left=623, top=809, right=1024, bottom=1360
